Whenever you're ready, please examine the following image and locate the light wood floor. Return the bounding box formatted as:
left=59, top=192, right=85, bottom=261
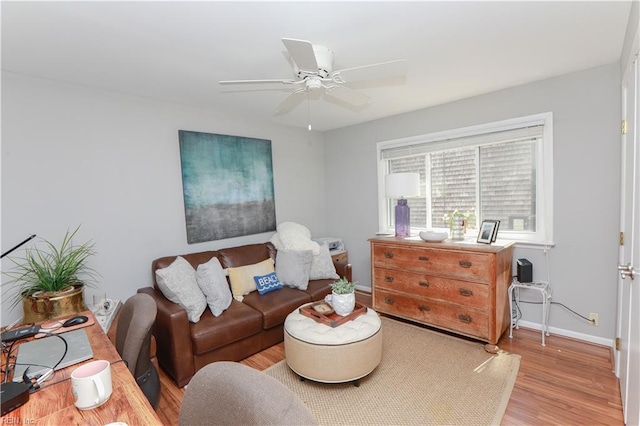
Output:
left=155, top=294, right=624, bottom=425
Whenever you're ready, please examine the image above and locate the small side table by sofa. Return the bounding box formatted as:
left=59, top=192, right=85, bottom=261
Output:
left=330, top=249, right=348, bottom=266
left=509, top=279, right=552, bottom=346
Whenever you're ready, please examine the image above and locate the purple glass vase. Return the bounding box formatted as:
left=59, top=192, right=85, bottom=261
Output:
left=395, top=199, right=410, bottom=237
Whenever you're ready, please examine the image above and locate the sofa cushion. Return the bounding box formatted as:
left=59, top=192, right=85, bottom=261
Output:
left=242, top=287, right=311, bottom=329
left=196, top=257, right=233, bottom=317
left=216, top=244, right=274, bottom=269
left=304, top=279, right=335, bottom=301
left=253, top=272, right=284, bottom=295
left=276, top=250, right=313, bottom=290
left=153, top=252, right=218, bottom=277
left=309, top=244, right=340, bottom=280
left=155, top=256, right=207, bottom=323
left=228, top=258, right=275, bottom=300
left=190, top=300, right=263, bottom=355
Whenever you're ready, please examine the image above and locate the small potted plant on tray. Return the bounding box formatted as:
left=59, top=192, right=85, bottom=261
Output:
left=329, top=277, right=357, bottom=317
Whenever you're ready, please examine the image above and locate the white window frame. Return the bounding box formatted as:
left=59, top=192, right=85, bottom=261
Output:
left=377, top=112, right=554, bottom=246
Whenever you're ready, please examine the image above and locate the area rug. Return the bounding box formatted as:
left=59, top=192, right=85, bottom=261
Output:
left=265, top=317, right=520, bottom=425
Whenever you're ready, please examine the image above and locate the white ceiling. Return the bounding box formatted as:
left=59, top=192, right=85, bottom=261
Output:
left=1, top=1, right=632, bottom=132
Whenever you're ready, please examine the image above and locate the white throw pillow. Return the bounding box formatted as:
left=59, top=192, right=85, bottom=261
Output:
left=155, top=256, right=207, bottom=323
left=276, top=250, right=313, bottom=290
left=276, top=222, right=320, bottom=254
left=269, top=232, right=284, bottom=250
left=309, top=244, right=340, bottom=280
left=196, top=257, right=233, bottom=317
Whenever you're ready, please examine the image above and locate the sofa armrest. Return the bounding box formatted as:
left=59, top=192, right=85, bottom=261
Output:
left=334, top=262, right=353, bottom=283
left=137, top=287, right=195, bottom=388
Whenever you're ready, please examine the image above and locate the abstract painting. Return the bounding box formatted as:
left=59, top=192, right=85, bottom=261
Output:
left=178, top=130, right=276, bottom=243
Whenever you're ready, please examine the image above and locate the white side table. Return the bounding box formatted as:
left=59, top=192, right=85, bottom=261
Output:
left=509, top=279, right=552, bottom=346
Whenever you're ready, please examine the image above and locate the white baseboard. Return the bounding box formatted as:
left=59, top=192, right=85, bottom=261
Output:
left=350, top=288, right=613, bottom=349
left=516, top=320, right=614, bottom=348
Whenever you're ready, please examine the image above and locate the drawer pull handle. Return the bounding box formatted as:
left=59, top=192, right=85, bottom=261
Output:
left=459, top=260, right=472, bottom=268
left=419, top=305, right=430, bottom=312
left=418, top=256, right=429, bottom=261
left=384, top=252, right=394, bottom=259
left=458, top=315, right=472, bottom=323
left=384, top=297, right=395, bottom=305
left=459, top=288, right=473, bottom=297
left=418, top=281, right=430, bottom=287
left=385, top=276, right=394, bottom=283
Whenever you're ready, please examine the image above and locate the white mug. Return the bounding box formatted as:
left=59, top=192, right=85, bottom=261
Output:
left=324, top=294, right=333, bottom=306
left=70, top=359, right=113, bottom=410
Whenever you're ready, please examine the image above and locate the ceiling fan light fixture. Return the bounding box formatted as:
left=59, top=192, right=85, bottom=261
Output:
left=305, top=78, right=323, bottom=91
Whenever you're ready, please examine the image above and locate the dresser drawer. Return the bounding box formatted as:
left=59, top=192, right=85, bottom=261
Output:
left=373, top=267, right=488, bottom=309
left=374, top=289, right=489, bottom=340
left=372, top=245, right=492, bottom=283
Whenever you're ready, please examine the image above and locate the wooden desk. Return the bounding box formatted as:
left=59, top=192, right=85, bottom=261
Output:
left=1, top=311, right=162, bottom=425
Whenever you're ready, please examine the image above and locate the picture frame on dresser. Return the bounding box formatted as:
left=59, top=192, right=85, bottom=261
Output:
left=490, top=220, right=500, bottom=242
left=477, top=220, right=499, bottom=244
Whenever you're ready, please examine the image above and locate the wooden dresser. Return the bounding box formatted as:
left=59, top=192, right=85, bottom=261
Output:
left=370, top=236, right=514, bottom=344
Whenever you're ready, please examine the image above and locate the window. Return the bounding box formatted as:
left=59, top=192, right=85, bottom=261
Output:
left=377, top=113, right=554, bottom=245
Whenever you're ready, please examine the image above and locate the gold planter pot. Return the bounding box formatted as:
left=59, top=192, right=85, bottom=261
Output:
left=22, top=284, right=88, bottom=323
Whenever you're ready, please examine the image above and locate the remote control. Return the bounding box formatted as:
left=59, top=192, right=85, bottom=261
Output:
left=1, top=325, right=41, bottom=343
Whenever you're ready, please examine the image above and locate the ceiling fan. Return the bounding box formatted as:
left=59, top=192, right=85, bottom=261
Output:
left=219, top=38, right=408, bottom=116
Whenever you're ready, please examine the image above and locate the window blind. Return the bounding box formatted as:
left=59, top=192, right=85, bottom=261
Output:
left=380, top=124, right=544, bottom=160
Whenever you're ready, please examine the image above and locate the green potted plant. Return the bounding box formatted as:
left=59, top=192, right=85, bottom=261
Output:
left=329, top=277, right=357, bottom=316
left=2, top=226, right=99, bottom=322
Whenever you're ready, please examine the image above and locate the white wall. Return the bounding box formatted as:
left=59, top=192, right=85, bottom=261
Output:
left=323, top=63, right=621, bottom=341
left=1, top=64, right=623, bottom=342
left=621, top=0, right=639, bottom=76
left=1, top=72, right=327, bottom=326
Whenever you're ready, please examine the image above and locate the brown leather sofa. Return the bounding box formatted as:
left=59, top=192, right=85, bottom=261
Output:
left=138, top=242, right=352, bottom=388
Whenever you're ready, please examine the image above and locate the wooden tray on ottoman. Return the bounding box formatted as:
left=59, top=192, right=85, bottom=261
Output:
left=299, top=302, right=368, bottom=328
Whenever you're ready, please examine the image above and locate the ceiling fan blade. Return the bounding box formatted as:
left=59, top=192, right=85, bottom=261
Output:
left=282, top=38, right=318, bottom=74
left=274, top=88, right=307, bottom=115
left=219, top=79, right=300, bottom=85
left=330, top=60, right=408, bottom=84
left=324, top=85, right=371, bottom=107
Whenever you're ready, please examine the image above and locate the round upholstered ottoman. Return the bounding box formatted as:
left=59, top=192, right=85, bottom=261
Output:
left=284, top=305, right=382, bottom=386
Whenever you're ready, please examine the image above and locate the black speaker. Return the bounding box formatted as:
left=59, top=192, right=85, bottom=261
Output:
left=0, top=382, right=30, bottom=416
left=517, top=258, right=532, bottom=283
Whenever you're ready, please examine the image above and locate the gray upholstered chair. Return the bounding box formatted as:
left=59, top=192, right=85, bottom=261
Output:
left=179, top=361, right=317, bottom=426
left=115, top=293, right=160, bottom=409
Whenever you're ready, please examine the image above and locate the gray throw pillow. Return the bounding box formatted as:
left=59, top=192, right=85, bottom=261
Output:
left=155, top=256, right=207, bottom=323
left=276, top=250, right=313, bottom=290
left=309, top=243, right=340, bottom=280
left=196, top=257, right=233, bottom=317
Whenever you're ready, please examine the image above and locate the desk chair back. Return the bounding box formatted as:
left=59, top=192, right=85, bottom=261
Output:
left=179, top=361, right=317, bottom=426
left=116, top=293, right=160, bottom=409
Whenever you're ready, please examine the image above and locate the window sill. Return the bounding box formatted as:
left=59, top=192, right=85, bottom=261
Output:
left=512, top=241, right=556, bottom=250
